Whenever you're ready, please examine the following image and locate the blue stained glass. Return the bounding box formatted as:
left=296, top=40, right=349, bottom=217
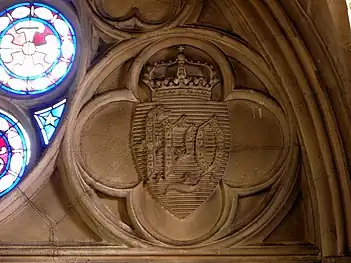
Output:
left=34, top=99, right=66, bottom=145
left=52, top=104, right=65, bottom=117
left=0, top=2, right=77, bottom=95
left=0, top=109, right=30, bottom=197
left=44, top=125, right=56, bottom=140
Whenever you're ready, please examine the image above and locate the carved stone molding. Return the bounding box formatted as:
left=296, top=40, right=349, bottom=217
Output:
left=84, top=0, right=201, bottom=40
left=228, top=0, right=351, bottom=255
left=0, top=244, right=320, bottom=262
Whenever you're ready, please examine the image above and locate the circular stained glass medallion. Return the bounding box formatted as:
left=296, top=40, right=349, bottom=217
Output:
left=0, top=2, right=76, bottom=95
left=0, top=109, right=30, bottom=197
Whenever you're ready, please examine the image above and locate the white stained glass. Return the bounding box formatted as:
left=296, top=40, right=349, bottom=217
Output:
left=7, top=128, right=22, bottom=149
left=0, top=35, right=23, bottom=63
left=0, top=17, right=10, bottom=32
left=10, top=153, right=23, bottom=174
left=31, top=52, right=48, bottom=70
left=0, top=49, right=13, bottom=64
left=12, top=56, right=45, bottom=77
left=35, top=35, right=60, bottom=64
left=0, top=34, right=16, bottom=49
left=0, top=146, right=6, bottom=155
left=8, top=78, right=27, bottom=91
left=51, top=62, right=68, bottom=80
left=34, top=7, right=54, bottom=21
left=0, top=66, right=10, bottom=83
left=53, top=19, right=70, bottom=36
left=11, top=6, right=30, bottom=19
left=30, top=77, right=51, bottom=90
left=0, top=156, right=4, bottom=172
left=0, top=174, right=16, bottom=192
left=0, top=118, right=9, bottom=132
left=1, top=52, right=24, bottom=73
left=0, top=147, right=3, bottom=155
left=61, top=39, right=74, bottom=59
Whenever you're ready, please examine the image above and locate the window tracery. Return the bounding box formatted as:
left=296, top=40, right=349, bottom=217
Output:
left=0, top=2, right=76, bottom=95
left=0, top=1, right=78, bottom=197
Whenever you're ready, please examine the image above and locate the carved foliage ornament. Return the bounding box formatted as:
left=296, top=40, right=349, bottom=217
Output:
left=68, top=42, right=298, bottom=247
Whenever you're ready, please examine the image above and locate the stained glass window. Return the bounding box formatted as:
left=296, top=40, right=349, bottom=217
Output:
left=34, top=99, right=66, bottom=145
left=0, top=109, right=30, bottom=197
left=0, top=2, right=76, bottom=95
left=0, top=2, right=77, bottom=198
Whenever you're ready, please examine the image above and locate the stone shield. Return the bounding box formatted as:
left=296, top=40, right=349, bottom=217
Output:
left=132, top=99, right=230, bottom=219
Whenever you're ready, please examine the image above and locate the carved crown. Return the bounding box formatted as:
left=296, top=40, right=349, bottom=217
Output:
left=142, top=47, right=220, bottom=101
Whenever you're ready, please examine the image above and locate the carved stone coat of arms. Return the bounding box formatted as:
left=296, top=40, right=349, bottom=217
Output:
left=132, top=49, right=230, bottom=219
left=69, top=41, right=296, bottom=247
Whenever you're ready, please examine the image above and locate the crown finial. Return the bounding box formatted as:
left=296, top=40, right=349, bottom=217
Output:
left=176, top=46, right=187, bottom=83
left=178, top=46, right=185, bottom=53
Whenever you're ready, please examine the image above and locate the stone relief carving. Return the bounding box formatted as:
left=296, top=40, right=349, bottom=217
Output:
left=60, top=39, right=299, bottom=247
left=132, top=47, right=229, bottom=219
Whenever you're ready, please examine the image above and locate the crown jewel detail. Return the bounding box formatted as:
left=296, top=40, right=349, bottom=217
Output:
left=142, top=46, right=220, bottom=101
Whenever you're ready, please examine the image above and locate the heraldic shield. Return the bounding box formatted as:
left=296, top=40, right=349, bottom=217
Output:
left=131, top=48, right=230, bottom=219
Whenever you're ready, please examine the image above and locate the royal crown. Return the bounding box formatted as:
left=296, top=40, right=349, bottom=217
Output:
left=142, top=46, right=220, bottom=101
